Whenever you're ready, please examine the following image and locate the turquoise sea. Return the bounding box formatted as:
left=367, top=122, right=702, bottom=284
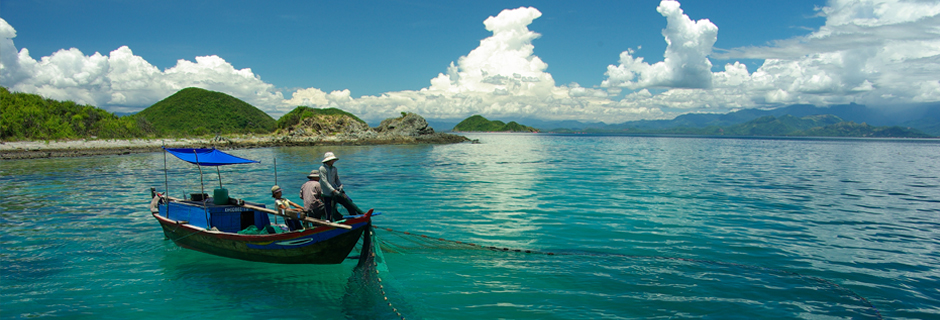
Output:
left=2, top=133, right=939, bottom=319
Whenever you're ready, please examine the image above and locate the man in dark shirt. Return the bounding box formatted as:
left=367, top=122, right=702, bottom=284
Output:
left=299, top=170, right=326, bottom=220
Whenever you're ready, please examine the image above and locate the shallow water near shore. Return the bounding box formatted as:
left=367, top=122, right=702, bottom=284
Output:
left=2, top=133, right=938, bottom=319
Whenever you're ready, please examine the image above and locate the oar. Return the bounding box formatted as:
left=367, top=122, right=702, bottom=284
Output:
left=272, top=157, right=278, bottom=224
left=242, top=204, right=352, bottom=230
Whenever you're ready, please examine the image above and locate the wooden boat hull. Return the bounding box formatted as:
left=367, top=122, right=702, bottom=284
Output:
left=153, top=213, right=370, bottom=264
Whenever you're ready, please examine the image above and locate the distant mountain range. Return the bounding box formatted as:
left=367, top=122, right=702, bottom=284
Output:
left=638, top=114, right=933, bottom=138
left=498, top=103, right=938, bottom=137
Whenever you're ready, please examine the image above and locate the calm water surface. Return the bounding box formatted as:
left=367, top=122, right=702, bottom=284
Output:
left=1, top=134, right=938, bottom=319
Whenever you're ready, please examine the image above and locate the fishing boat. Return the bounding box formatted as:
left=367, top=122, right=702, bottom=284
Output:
left=149, top=147, right=372, bottom=264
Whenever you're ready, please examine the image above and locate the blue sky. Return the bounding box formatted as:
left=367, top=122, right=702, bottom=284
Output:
left=2, top=0, right=938, bottom=124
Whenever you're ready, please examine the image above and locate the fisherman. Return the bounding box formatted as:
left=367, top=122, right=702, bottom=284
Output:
left=299, top=170, right=326, bottom=221
left=271, top=185, right=305, bottom=231
left=319, top=152, right=365, bottom=221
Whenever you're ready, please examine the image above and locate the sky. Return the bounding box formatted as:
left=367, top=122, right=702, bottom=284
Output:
left=1, top=0, right=939, bottom=124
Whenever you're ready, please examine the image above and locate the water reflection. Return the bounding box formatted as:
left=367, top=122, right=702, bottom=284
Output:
left=425, top=133, right=548, bottom=246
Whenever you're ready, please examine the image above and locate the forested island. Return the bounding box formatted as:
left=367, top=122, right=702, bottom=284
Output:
left=452, top=115, right=539, bottom=132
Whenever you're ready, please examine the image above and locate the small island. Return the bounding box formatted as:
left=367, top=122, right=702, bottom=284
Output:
left=452, top=115, right=539, bottom=133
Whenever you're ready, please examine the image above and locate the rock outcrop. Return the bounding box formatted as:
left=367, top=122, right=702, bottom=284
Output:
left=375, top=112, right=435, bottom=137
left=283, top=114, right=371, bottom=137
left=266, top=112, right=468, bottom=145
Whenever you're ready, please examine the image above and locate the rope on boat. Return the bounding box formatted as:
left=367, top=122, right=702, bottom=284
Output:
left=375, top=226, right=883, bottom=320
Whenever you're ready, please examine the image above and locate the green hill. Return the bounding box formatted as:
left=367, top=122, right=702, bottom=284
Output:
left=1, top=87, right=154, bottom=141
left=453, top=115, right=539, bottom=132
left=135, top=87, right=276, bottom=136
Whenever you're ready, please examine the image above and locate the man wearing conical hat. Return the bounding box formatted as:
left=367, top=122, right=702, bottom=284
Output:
left=318, top=152, right=365, bottom=221
left=299, top=170, right=326, bottom=220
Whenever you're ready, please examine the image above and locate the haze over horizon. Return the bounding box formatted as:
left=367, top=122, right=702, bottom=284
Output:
left=1, top=0, right=938, bottom=124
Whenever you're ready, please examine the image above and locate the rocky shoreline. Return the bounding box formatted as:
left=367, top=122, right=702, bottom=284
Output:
left=2, top=111, right=472, bottom=160
left=1, top=132, right=470, bottom=160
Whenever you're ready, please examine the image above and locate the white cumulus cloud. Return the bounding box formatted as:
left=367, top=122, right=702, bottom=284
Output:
left=0, top=18, right=287, bottom=114
left=2, top=0, right=939, bottom=125
left=602, top=0, right=718, bottom=89
left=594, top=0, right=940, bottom=116
left=286, top=7, right=638, bottom=122
left=711, top=0, right=940, bottom=107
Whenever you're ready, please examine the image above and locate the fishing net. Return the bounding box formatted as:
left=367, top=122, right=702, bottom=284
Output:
left=356, top=226, right=883, bottom=320
left=373, top=227, right=495, bottom=255
left=235, top=225, right=288, bottom=235
left=343, top=226, right=410, bottom=320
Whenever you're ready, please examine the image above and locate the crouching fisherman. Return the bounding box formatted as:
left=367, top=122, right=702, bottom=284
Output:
left=319, top=152, right=365, bottom=221
left=271, top=185, right=305, bottom=231
left=300, top=170, right=327, bottom=223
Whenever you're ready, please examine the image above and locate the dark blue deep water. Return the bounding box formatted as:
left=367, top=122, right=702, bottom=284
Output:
left=2, top=133, right=938, bottom=319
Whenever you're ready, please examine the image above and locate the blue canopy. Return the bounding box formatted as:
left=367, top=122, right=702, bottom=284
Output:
left=164, top=148, right=260, bottom=166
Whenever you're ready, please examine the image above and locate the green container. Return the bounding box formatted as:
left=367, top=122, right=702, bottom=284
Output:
left=213, top=188, right=229, bottom=205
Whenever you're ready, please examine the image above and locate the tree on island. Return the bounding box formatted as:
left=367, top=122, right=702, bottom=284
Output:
left=1, top=87, right=154, bottom=141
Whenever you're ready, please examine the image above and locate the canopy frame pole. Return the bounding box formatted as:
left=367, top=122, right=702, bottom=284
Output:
left=163, top=143, right=170, bottom=217
left=193, top=149, right=210, bottom=229
left=216, top=166, right=223, bottom=189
